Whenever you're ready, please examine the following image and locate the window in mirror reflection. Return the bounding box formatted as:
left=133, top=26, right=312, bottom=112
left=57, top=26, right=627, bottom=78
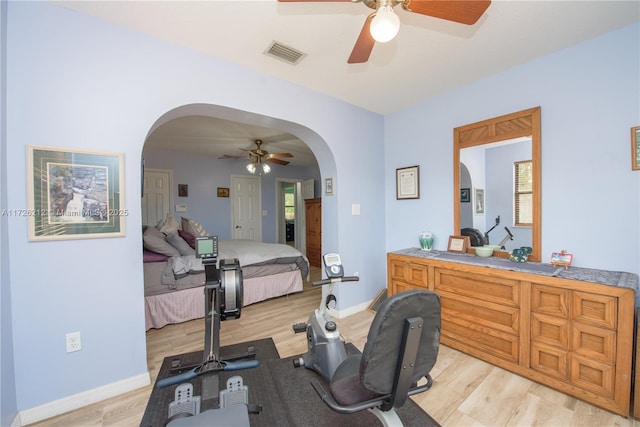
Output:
left=514, top=160, right=532, bottom=226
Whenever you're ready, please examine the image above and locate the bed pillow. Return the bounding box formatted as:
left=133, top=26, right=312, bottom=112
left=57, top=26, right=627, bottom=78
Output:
left=178, top=229, right=197, bottom=249
left=181, top=217, right=210, bottom=237
left=143, top=249, right=169, bottom=263
left=158, top=214, right=181, bottom=235
left=143, top=226, right=181, bottom=257
left=166, top=232, right=195, bottom=256
left=155, top=215, right=167, bottom=230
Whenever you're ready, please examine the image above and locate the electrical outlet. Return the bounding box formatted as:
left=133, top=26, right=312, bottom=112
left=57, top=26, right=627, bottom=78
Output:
left=66, top=332, right=81, bottom=353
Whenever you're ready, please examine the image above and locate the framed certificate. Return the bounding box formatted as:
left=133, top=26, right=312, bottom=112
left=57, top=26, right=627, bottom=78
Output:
left=447, top=235, right=469, bottom=253
left=396, top=165, right=419, bottom=199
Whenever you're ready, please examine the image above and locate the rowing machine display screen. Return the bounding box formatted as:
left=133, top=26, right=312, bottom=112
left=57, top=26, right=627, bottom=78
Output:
left=196, top=236, right=218, bottom=260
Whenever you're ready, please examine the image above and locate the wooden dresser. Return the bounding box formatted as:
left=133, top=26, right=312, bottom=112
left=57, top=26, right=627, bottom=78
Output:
left=387, top=249, right=638, bottom=416
left=304, top=198, right=321, bottom=267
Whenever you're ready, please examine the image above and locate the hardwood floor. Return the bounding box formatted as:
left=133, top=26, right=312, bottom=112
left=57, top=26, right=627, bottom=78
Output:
left=31, top=267, right=638, bottom=426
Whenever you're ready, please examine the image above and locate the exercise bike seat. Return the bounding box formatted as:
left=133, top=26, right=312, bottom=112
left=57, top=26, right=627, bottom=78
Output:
left=312, top=289, right=441, bottom=418
left=166, top=404, right=250, bottom=427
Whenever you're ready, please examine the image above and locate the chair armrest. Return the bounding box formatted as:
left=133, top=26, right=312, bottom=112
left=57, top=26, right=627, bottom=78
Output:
left=407, top=374, right=433, bottom=397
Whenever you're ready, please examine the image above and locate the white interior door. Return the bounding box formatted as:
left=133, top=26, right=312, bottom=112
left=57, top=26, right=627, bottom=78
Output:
left=301, top=179, right=314, bottom=200
left=141, top=168, right=173, bottom=226
left=231, top=175, right=261, bottom=240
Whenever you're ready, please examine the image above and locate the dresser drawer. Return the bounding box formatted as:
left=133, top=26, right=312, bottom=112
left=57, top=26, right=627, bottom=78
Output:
left=531, top=341, right=569, bottom=381
left=572, top=291, right=617, bottom=330
left=435, top=268, right=519, bottom=307
left=532, top=284, right=569, bottom=318
left=531, top=312, right=569, bottom=349
left=571, top=322, right=616, bottom=364
left=439, top=292, right=519, bottom=336
left=389, top=258, right=428, bottom=287
left=570, top=354, right=615, bottom=399
left=441, top=316, right=519, bottom=363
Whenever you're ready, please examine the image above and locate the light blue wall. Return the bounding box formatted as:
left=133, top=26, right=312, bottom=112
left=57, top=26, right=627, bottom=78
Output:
left=3, top=1, right=384, bottom=417
left=1, top=1, right=18, bottom=425
left=385, top=23, right=640, bottom=276
left=142, top=147, right=321, bottom=242
left=2, top=0, right=639, bottom=423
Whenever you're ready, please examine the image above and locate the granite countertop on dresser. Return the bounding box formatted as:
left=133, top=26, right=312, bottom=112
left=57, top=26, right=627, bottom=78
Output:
left=391, top=248, right=639, bottom=306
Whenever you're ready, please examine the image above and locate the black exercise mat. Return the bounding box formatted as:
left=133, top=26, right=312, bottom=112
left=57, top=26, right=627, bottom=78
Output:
left=268, top=343, right=441, bottom=427
left=141, top=339, right=288, bottom=427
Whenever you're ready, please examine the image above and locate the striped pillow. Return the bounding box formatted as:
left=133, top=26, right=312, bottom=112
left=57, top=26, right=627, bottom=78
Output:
left=181, top=217, right=210, bottom=237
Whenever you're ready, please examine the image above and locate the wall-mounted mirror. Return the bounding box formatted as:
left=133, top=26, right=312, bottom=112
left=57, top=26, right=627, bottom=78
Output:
left=453, top=107, right=541, bottom=262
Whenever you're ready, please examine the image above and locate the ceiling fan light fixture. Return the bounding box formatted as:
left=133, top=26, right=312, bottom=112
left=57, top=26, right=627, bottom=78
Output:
left=370, top=5, right=400, bottom=43
left=246, top=158, right=271, bottom=175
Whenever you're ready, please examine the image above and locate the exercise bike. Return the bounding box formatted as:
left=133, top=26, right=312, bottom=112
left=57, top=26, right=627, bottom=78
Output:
left=292, top=253, right=359, bottom=381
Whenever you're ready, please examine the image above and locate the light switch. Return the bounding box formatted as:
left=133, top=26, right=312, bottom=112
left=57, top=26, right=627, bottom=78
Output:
left=262, top=210, right=268, bottom=216
left=352, top=204, right=360, bottom=215
left=175, top=204, right=187, bottom=212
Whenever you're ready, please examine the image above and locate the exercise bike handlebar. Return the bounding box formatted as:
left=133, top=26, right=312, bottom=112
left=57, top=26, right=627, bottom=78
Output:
left=311, top=276, right=359, bottom=287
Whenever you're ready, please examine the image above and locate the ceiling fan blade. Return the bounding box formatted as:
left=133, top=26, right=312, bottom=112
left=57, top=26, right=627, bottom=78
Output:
left=404, top=0, right=491, bottom=25
left=267, top=158, right=290, bottom=166
left=219, top=154, right=249, bottom=159
left=348, top=14, right=376, bottom=64
left=278, top=0, right=352, bottom=2
left=267, top=152, right=294, bottom=159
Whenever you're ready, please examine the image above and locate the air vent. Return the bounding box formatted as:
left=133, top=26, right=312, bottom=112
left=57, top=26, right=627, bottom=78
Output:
left=264, top=41, right=306, bottom=65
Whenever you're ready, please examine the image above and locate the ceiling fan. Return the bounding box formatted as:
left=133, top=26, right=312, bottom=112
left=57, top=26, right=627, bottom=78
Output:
left=220, top=139, right=294, bottom=174
left=278, top=0, right=491, bottom=63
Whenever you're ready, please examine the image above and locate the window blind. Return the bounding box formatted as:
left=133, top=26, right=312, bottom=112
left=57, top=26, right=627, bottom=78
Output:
left=514, top=160, right=532, bottom=226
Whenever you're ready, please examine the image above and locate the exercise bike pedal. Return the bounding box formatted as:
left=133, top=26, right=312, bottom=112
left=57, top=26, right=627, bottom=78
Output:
left=292, top=322, right=307, bottom=333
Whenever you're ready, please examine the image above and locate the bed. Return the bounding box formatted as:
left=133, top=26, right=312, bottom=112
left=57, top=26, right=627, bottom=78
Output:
left=142, top=220, right=309, bottom=330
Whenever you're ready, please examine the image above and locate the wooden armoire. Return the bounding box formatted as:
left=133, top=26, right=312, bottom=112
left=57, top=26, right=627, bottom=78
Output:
left=304, top=198, right=321, bottom=268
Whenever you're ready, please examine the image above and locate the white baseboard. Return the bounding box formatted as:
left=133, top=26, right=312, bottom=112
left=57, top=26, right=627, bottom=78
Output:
left=330, top=298, right=372, bottom=319
left=18, top=372, right=150, bottom=426
left=10, top=413, right=21, bottom=427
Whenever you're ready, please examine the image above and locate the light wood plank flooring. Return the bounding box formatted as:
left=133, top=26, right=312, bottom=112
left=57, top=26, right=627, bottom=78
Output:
left=31, top=268, right=638, bottom=426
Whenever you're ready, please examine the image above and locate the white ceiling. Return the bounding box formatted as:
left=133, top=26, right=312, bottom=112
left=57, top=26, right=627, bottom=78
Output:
left=142, top=115, right=319, bottom=167
left=52, top=0, right=640, bottom=166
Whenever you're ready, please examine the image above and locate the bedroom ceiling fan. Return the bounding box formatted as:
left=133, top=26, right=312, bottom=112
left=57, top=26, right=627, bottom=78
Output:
left=220, top=139, right=294, bottom=174
left=278, top=0, right=491, bottom=63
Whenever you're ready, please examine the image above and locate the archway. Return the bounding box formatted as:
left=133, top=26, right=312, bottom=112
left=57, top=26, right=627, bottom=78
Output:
left=140, top=103, right=338, bottom=328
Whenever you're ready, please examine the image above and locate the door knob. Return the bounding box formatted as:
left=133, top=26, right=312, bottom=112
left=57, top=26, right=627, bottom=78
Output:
left=235, top=225, right=242, bottom=229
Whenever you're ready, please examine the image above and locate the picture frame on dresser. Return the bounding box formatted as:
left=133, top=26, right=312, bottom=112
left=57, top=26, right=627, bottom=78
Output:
left=447, top=235, right=469, bottom=252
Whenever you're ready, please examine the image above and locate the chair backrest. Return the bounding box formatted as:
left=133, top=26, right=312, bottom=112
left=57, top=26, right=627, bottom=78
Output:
left=360, top=290, right=441, bottom=395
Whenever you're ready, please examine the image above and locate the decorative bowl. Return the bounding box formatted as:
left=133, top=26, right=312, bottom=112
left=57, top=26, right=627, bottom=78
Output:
left=475, top=246, right=494, bottom=258
left=484, top=245, right=502, bottom=251
left=510, top=249, right=529, bottom=263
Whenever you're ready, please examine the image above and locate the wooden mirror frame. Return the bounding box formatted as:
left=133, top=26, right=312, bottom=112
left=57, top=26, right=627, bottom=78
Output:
left=453, top=107, right=541, bottom=262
